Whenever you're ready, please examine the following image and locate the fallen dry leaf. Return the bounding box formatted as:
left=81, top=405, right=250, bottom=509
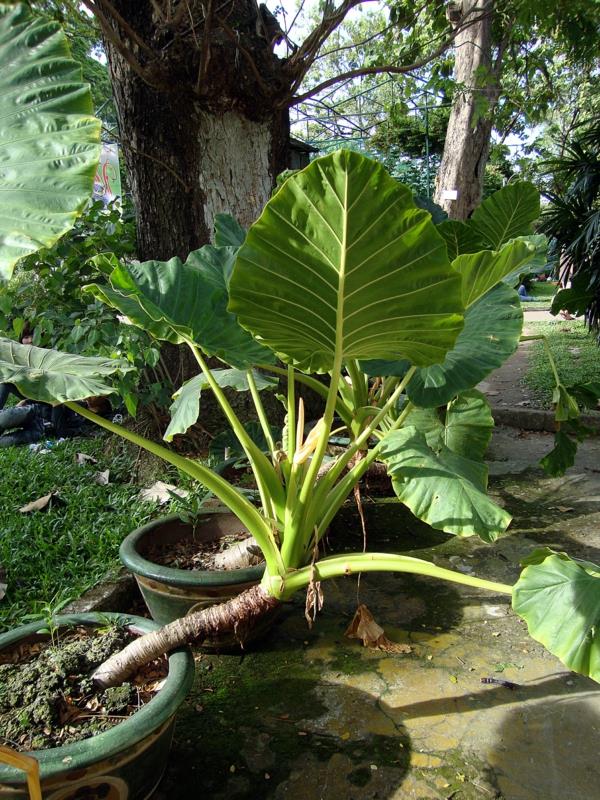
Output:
left=138, top=481, right=189, bottom=504
left=345, top=604, right=412, bottom=654
left=19, top=492, right=65, bottom=514
left=94, top=470, right=110, bottom=486
left=75, top=452, right=98, bottom=466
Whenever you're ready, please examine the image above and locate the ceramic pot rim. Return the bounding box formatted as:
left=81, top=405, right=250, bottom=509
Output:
left=0, top=612, right=194, bottom=782
left=120, top=513, right=265, bottom=588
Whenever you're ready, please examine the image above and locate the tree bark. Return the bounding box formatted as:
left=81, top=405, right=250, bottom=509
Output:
left=93, top=584, right=280, bottom=688
left=104, top=13, right=291, bottom=261
left=101, top=2, right=292, bottom=421
left=434, top=1, right=500, bottom=220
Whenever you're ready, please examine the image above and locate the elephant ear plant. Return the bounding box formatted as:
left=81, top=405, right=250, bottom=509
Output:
left=2, top=151, right=600, bottom=690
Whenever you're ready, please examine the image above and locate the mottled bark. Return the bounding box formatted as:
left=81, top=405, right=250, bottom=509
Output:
left=102, top=2, right=292, bottom=418
left=434, top=0, right=500, bottom=220
left=93, top=584, right=280, bottom=688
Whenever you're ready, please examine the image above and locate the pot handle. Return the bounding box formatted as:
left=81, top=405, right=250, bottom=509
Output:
left=0, top=745, right=42, bottom=800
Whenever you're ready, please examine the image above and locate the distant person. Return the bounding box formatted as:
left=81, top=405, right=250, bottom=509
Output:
left=517, top=283, right=534, bottom=302
left=0, top=394, right=112, bottom=448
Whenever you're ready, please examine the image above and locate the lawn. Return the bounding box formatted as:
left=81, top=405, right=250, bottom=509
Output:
left=0, top=435, right=163, bottom=631
left=523, top=320, right=600, bottom=407
left=521, top=280, right=558, bottom=309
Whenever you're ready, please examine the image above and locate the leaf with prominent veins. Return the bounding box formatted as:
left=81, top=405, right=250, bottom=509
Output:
left=229, top=150, right=464, bottom=373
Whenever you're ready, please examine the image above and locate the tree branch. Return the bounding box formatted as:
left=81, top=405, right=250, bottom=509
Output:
left=216, top=14, right=271, bottom=97
left=95, top=0, right=155, bottom=56
left=314, top=21, right=395, bottom=63
left=82, top=0, right=158, bottom=85
left=198, top=0, right=214, bottom=89
left=287, top=0, right=369, bottom=76
left=285, top=8, right=492, bottom=109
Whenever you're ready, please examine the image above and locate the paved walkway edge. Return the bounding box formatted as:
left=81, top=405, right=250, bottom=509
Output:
left=492, top=406, right=600, bottom=433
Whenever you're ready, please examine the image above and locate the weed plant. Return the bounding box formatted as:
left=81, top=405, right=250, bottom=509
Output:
left=0, top=436, right=157, bottom=631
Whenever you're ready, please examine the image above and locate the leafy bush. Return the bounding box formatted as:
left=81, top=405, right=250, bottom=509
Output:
left=541, top=115, right=600, bottom=334
left=0, top=200, right=172, bottom=414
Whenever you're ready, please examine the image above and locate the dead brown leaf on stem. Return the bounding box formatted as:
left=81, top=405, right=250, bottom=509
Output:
left=345, top=604, right=412, bottom=654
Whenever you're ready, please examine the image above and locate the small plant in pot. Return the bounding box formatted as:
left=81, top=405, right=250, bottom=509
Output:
left=3, top=143, right=600, bottom=691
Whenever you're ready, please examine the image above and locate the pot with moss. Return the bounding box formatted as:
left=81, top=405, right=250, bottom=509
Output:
left=0, top=613, right=194, bottom=800
left=120, top=509, right=277, bottom=646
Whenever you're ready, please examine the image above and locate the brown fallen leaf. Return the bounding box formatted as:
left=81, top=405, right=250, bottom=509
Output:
left=75, top=452, right=98, bottom=466
left=94, top=470, right=110, bottom=486
left=19, top=492, right=65, bottom=514
left=138, top=481, right=189, bottom=504
left=345, top=604, right=412, bottom=654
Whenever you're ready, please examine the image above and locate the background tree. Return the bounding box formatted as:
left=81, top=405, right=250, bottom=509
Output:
left=75, top=1, right=485, bottom=262
left=430, top=0, right=600, bottom=218
left=542, top=116, right=600, bottom=335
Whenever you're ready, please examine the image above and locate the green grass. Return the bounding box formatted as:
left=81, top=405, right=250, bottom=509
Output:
left=521, top=281, right=558, bottom=309
left=523, top=320, right=600, bottom=407
left=0, top=435, right=164, bottom=631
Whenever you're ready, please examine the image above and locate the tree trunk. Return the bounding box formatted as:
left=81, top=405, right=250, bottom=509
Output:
left=101, top=2, right=292, bottom=427
left=93, top=584, right=280, bottom=688
left=106, top=64, right=290, bottom=261
left=434, top=0, right=500, bottom=220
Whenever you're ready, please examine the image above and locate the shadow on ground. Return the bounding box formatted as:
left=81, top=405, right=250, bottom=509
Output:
left=154, top=427, right=600, bottom=799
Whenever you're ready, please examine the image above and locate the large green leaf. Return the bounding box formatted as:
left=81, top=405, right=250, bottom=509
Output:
left=406, top=283, right=523, bottom=408
left=513, top=549, right=600, bottom=682
left=470, top=182, right=540, bottom=249
left=87, top=246, right=275, bottom=369
left=0, top=4, right=100, bottom=282
left=164, top=368, right=278, bottom=442
left=539, top=429, right=578, bottom=477
left=551, top=272, right=594, bottom=317
left=437, top=219, right=483, bottom=260
left=214, top=213, right=245, bottom=247
left=230, top=150, right=464, bottom=373
left=454, top=240, right=535, bottom=308
left=379, top=426, right=511, bottom=541
left=0, top=338, right=131, bottom=402
left=89, top=255, right=181, bottom=344
left=407, top=389, right=494, bottom=460
left=502, top=234, right=548, bottom=287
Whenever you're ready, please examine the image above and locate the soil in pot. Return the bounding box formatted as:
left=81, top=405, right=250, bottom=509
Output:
left=0, top=625, right=166, bottom=752
left=145, top=527, right=259, bottom=571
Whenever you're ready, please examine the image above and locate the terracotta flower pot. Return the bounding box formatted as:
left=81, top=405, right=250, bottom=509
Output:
left=0, top=613, right=194, bottom=800
left=120, top=511, right=274, bottom=647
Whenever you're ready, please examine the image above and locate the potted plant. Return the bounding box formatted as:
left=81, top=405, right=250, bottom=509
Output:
left=120, top=508, right=275, bottom=646
left=2, top=144, right=599, bottom=692
left=0, top=4, right=196, bottom=787
left=0, top=613, right=194, bottom=799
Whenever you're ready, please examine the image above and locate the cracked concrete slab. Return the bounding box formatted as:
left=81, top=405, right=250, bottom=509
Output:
left=153, top=428, right=600, bottom=800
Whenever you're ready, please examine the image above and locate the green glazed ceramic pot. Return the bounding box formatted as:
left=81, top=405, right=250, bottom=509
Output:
left=120, top=512, right=273, bottom=647
left=0, top=613, right=194, bottom=800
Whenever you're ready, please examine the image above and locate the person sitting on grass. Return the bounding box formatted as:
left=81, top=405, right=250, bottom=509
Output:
left=0, top=392, right=112, bottom=448
left=517, top=283, right=534, bottom=302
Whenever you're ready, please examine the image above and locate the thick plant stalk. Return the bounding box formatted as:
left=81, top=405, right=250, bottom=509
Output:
left=93, top=585, right=280, bottom=688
